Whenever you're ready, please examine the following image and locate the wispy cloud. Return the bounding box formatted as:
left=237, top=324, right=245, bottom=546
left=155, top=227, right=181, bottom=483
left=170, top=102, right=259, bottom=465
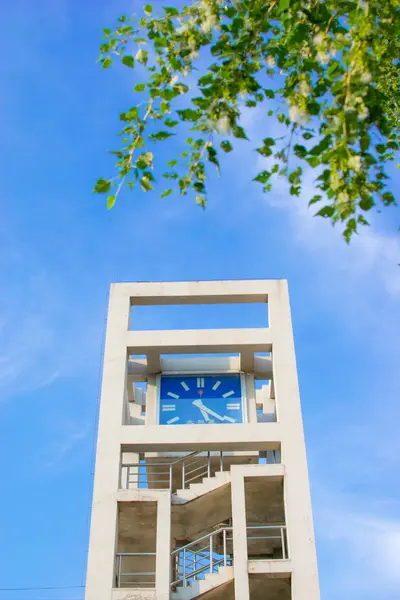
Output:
left=315, top=488, right=400, bottom=598
left=40, top=418, right=92, bottom=470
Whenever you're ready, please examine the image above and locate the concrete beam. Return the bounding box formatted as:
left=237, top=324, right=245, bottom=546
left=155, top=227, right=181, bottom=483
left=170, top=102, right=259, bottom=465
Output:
left=126, top=328, right=272, bottom=357
left=112, top=279, right=278, bottom=305
left=127, top=354, right=274, bottom=379
left=120, top=423, right=282, bottom=451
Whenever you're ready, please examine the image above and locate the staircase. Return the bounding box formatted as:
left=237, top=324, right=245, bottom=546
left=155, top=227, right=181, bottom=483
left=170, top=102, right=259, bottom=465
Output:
left=171, top=566, right=233, bottom=599
left=171, top=527, right=233, bottom=600
left=174, top=470, right=231, bottom=503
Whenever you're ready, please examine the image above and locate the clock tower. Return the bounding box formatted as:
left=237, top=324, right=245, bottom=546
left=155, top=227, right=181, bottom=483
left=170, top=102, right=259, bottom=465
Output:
left=85, top=280, right=320, bottom=600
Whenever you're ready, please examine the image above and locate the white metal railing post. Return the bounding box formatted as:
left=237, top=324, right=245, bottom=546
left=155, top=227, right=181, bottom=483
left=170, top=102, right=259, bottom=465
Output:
left=117, top=554, right=122, bottom=588
left=126, top=466, right=129, bottom=489
left=210, top=533, right=213, bottom=574
left=194, top=550, right=197, bottom=580
left=223, top=528, right=227, bottom=566
left=182, top=462, right=186, bottom=489
left=281, top=526, right=287, bottom=559
left=183, top=548, right=187, bottom=587
left=220, top=450, right=223, bottom=472
left=207, top=451, right=211, bottom=477
left=169, top=463, right=172, bottom=491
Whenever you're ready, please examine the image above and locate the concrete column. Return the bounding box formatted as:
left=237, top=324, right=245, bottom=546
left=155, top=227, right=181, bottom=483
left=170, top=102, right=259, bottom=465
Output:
left=85, top=285, right=130, bottom=600
left=269, top=281, right=320, bottom=600
left=155, top=492, right=172, bottom=600
left=245, top=374, right=257, bottom=424
left=146, top=375, right=158, bottom=425
left=231, top=467, right=249, bottom=600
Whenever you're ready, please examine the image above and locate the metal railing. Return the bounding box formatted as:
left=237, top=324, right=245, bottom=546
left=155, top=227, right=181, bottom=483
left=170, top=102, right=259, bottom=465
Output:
left=115, top=552, right=156, bottom=588
left=121, top=450, right=281, bottom=491
left=121, top=450, right=224, bottom=491
left=247, top=525, right=288, bottom=560
left=171, top=527, right=233, bottom=589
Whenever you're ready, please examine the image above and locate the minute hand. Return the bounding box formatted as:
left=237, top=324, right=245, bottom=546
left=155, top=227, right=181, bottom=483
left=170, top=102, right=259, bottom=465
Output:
left=192, top=399, right=235, bottom=423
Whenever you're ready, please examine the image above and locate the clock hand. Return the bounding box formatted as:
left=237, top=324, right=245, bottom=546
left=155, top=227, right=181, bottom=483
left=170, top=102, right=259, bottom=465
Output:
left=200, top=407, right=211, bottom=422
left=192, top=399, right=227, bottom=422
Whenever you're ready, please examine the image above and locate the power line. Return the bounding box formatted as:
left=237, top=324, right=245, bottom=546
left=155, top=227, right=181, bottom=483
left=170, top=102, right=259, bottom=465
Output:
left=0, top=597, right=84, bottom=600
left=0, top=588, right=84, bottom=592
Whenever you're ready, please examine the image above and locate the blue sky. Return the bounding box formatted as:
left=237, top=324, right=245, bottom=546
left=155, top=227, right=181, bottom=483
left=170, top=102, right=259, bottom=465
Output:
left=1, top=1, right=400, bottom=599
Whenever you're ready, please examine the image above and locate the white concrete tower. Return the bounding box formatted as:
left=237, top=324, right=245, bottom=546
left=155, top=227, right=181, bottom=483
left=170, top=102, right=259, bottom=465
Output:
left=85, top=280, right=320, bottom=600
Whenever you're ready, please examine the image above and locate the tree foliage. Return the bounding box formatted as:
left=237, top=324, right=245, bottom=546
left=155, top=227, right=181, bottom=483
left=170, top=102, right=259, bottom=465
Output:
left=94, top=0, right=400, bottom=242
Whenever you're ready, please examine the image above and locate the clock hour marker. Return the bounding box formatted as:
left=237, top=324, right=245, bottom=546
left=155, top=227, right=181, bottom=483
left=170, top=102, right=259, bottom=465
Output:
left=167, top=392, right=180, bottom=399
left=212, top=380, right=221, bottom=391
left=197, top=377, right=205, bottom=388
left=162, top=404, right=176, bottom=411
left=180, top=381, right=190, bottom=391
left=222, top=390, right=235, bottom=398
left=167, top=416, right=180, bottom=424
left=226, top=403, right=241, bottom=410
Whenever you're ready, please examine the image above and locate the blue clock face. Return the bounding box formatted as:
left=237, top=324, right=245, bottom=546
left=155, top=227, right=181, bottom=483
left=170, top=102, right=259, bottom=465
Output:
left=159, top=374, right=244, bottom=425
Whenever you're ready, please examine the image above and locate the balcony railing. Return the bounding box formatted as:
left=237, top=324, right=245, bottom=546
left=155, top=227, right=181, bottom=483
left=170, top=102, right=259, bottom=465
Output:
left=247, top=525, right=288, bottom=560
left=120, top=449, right=280, bottom=491
left=171, top=527, right=233, bottom=589
left=115, top=552, right=156, bottom=588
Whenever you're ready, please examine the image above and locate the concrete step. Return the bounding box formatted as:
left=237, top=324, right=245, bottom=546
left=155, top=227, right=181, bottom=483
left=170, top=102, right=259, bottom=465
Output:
left=171, top=566, right=234, bottom=600
left=175, top=472, right=231, bottom=502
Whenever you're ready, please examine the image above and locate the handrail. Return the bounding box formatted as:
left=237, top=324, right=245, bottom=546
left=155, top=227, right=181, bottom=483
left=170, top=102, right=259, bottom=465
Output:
left=171, top=527, right=233, bottom=589
left=169, top=450, right=200, bottom=465
left=121, top=450, right=220, bottom=491
left=116, top=552, right=156, bottom=588
left=171, top=526, right=232, bottom=555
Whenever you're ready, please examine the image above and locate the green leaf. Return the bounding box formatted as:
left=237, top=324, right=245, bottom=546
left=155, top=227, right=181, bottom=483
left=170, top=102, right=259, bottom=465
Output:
left=140, top=176, right=153, bottom=191
left=177, top=108, right=200, bottom=121
left=136, top=152, right=153, bottom=169
left=309, top=195, right=322, bottom=206
left=309, top=135, right=331, bottom=156
left=264, top=89, right=275, bottom=99
left=303, top=132, right=314, bottom=140
left=257, top=146, right=273, bottom=157
left=359, top=196, right=374, bottom=211
left=134, top=37, right=147, bottom=44
left=316, top=205, right=334, bottom=218
left=134, top=83, right=146, bottom=92
left=294, top=144, right=307, bottom=159
left=93, top=178, right=111, bottom=194
left=307, top=156, right=320, bottom=168
left=164, top=6, right=179, bottom=16
left=107, top=195, right=116, bottom=210
left=122, top=55, right=134, bottom=68
left=278, top=0, right=290, bottom=12
left=263, top=137, right=275, bottom=147
left=220, top=141, right=233, bottom=153
left=343, top=218, right=357, bottom=244
left=254, top=171, right=271, bottom=184
left=101, top=58, right=113, bottom=69
left=161, top=188, right=173, bottom=198
left=196, top=194, right=206, bottom=208
left=164, top=118, right=179, bottom=127
left=149, top=131, right=175, bottom=141
left=207, top=146, right=220, bottom=175
left=136, top=49, right=148, bottom=66
left=167, top=159, right=177, bottom=167
left=232, top=125, right=248, bottom=140
left=144, top=4, right=153, bottom=15
left=382, top=191, right=396, bottom=206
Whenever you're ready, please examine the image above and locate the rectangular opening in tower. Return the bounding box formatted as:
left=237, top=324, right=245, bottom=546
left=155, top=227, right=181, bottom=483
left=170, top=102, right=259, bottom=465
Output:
left=116, top=501, right=157, bottom=589
left=130, top=301, right=269, bottom=330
